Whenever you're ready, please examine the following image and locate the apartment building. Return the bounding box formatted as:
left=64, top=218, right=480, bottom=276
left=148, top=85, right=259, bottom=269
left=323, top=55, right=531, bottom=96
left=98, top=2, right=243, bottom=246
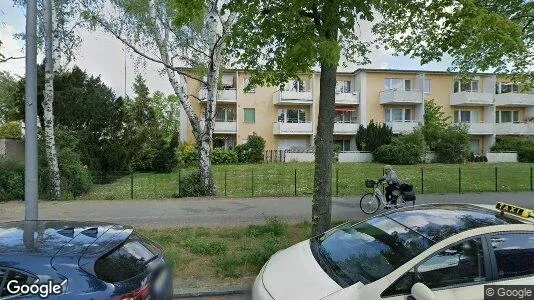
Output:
left=179, top=69, right=534, bottom=155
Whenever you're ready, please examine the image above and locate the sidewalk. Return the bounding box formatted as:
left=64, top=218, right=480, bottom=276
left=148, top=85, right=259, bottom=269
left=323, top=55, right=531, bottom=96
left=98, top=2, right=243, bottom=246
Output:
left=1, top=192, right=532, bottom=228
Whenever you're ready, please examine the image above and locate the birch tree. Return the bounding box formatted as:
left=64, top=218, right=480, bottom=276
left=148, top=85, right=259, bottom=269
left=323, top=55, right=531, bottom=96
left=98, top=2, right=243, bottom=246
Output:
left=81, top=0, right=236, bottom=195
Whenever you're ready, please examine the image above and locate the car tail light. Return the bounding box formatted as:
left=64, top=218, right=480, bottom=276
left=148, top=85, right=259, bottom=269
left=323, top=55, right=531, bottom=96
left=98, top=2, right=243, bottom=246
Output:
left=111, top=284, right=151, bottom=300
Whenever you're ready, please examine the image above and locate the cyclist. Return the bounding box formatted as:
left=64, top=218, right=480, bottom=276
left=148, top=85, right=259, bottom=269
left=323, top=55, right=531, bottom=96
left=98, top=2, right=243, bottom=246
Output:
left=378, top=165, right=399, bottom=207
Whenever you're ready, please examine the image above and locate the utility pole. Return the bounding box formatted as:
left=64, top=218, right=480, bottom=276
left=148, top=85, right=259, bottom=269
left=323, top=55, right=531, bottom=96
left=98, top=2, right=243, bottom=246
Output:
left=25, top=0, right=39, bottom=220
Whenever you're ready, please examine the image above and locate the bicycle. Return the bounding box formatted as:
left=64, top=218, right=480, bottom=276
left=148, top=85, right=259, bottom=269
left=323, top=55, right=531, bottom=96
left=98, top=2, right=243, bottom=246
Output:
left=359, top=179, right=416, bottom=214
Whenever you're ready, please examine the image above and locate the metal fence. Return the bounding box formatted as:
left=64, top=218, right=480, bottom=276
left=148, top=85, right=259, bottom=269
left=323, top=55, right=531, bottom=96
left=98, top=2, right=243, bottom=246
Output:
left=81, top=165, right=534, bottom=200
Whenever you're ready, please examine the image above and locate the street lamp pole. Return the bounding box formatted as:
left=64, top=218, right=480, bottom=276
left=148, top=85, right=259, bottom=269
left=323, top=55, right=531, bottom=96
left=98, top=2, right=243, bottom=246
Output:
left=25, top=0, right=39, bottom=220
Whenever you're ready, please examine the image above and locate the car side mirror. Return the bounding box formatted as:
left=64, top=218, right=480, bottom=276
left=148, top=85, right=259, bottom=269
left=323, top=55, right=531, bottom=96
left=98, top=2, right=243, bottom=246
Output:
left=410, top=283, right=436, bottom=300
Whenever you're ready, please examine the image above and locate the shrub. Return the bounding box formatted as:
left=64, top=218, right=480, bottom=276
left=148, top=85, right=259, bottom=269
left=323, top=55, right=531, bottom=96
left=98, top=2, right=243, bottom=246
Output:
left=177, top=169, right=211, bottom=197
left=235, top=133, right=266, bottom=163
left=176, top=143, right=198, bottom=166
left=212, top=148, right=238, bottom=165
left=0, top=121, right=22, bottom=139
left=373, top=129, right=427, bottom=165
left=355, top=120, right=392, bottom=152
left=491, top=136, right=534, bottom=162
left=0, top=159, right=24, bottom=201
left=433, top=124, right=471, bottom=164
left=153, top=133, right=179, bottom=173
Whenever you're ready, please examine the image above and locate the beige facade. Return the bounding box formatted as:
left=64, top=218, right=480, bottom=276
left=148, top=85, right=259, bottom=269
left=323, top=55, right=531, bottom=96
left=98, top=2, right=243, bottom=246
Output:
left=179, top=69, right=534, bottom=155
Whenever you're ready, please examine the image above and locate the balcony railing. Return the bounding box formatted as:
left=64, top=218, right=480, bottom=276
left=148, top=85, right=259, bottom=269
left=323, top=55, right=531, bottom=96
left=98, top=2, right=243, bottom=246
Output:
left=379, top=89, right=424, bottom=104
left=333, top=122, right=359, bottom=134
left=495, top=123, right=534, bottom=135
left=494, top=93, right=534, bottom=106
left=273, top=90, right=313, bottom=105
left=455, top=122, right=495, bottom=135
left=214, top=121, right=237, bottom=134
left=385, top=121, right=420, bottom=134
left=199, top=88, right=237, bottom=103
left=273, top=122, right=313, bottom=135
left=335, top=92, right=359, bottom=105
left=450, top=91, right=494, bottom=106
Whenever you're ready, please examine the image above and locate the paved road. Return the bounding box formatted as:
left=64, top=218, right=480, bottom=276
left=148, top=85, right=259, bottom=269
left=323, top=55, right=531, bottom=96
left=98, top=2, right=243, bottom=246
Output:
left=1, top=192, right=533, bottom=228
left=178, top=294, right=249, bottom=300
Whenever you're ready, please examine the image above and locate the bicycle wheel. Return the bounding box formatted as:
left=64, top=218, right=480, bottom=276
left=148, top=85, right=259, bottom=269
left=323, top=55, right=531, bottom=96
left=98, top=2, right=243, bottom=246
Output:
left=360, top=193, right=381, bottom=214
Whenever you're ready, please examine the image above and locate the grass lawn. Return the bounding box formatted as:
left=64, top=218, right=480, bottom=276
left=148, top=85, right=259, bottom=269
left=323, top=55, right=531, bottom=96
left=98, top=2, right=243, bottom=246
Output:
left=138, top=219, right=335, bottom=290
left=79, top=162, right=534, bottom=200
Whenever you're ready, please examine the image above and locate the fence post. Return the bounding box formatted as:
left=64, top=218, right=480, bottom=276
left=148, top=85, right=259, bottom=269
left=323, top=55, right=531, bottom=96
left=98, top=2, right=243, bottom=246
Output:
left=224, top=170, right=227, bottom=196
left=178, top=169, right=181, bottom=197
left=336, top=168, right=339, bottom=196
left=251, top=170, right=254, bottom=197
left=421, top=168, right=424, bottom=194
left=294, top=169, right=297, bottom=196
left=130, top=171, right=134, bottom=199
left=495, top=166, right=498, bottom=192
left=458, top=167, right=462, bottom=194
left=531, top=166, right=533, bottom=192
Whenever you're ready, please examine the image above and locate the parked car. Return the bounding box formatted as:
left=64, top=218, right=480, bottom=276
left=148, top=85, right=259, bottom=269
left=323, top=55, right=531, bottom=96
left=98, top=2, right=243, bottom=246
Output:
left=0, top=221, right=173, bottom=299
left=252, top=203, right=534, bottom=300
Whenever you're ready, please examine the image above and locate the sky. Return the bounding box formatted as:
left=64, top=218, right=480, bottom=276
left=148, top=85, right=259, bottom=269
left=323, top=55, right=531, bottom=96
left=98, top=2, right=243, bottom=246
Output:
left=0, top=2, right=454, bottom=97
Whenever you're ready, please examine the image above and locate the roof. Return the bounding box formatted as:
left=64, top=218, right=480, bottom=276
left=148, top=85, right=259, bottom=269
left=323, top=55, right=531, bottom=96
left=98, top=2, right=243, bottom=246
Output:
left=385, top=204, right=527, bottom=243
left=0, top=220, right=132, bottom=257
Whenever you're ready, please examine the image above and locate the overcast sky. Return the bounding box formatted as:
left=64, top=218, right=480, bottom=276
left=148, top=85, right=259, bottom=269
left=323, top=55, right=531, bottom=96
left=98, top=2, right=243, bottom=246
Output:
left=0, top=2, right=454, bottom=97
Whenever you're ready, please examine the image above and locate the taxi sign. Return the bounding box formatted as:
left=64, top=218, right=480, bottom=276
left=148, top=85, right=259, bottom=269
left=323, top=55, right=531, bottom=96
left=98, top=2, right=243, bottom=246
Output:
left=495, top=202, right=534, bottom=218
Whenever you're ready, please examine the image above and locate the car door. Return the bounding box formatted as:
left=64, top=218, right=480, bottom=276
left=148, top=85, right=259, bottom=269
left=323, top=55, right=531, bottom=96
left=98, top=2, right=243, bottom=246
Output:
left=486, top=232, right=534, bottom=285
left=380, top=237, right=491, bottom=300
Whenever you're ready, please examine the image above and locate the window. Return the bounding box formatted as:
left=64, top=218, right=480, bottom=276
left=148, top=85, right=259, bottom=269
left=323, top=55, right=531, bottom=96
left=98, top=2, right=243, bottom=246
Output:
left=496, top=83, right=520, bottom=94
left=334, top=110, right=357, bottom=123
left=1, top=268, right=39, bottom=297
left=382, top=238, right=486, bottom=297
left=454, top=110, right=479, bottom=123
left=221, top=74, right=236, bottom=89
left=424, top=79, right=432, bottom=93
left=334, top=139, right=351, bottom=151
left=278, top=109, right=306, bottom=123
left=282, top=80, right=306, bottom=92
left=471, top=139, right=481, bottom=155
left=384, top=78, right=410, bottom=91
left=385, top=108, right=412, bottom=122
left=243, top=78, right=255, bottom=93
left=214, top=137, right=236, bottom=149
left=243, top=108, right=255, bottom=123
left=336, top=80, right=351, bottom=93
left=495, top=110, right=519, bottom=123
left=489, top=233, right=534, bottom=280
left=454, top=80, right=479, bottom=93
left=215, top=107, right=236, bottom=122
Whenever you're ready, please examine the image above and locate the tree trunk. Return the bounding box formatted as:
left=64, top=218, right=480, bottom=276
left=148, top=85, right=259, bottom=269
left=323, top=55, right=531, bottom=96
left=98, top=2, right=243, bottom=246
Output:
left=312, top=63, right=338, bottom=236
left=43, top=0, right=61, bottom=199
left=197, top=132, right=216, bottom=195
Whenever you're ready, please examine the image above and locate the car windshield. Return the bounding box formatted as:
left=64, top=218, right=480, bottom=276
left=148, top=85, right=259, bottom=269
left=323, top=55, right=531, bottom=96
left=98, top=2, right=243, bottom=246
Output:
left=310, top=216, right=434, bottom=287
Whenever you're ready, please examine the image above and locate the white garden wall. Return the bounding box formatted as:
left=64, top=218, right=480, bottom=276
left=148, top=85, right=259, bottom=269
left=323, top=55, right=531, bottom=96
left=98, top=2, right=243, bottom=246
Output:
left=338, top=152, right=373, bottom=163
left=486, top=152, right=518, bottom=163
left=284, top=152, right=315, bottom=162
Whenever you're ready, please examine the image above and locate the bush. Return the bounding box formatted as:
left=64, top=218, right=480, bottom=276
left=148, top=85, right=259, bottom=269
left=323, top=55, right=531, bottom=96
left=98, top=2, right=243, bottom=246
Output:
left=212, top=148, right=238, bottom=165
left=176, top=143, right=198, bottom=167
left=0, top=159, right=24, bottom=201
left=177, top=170, right=210, bottom=197
left=355, top=120, right=392, bottom=152
left=373, top=129, right=427, bottom=165
left=235, top=133, right=266, bottom=163
left=0, top=121, right=22, bottom=139
left=153, top=133, right=179, bottom=173
left=491, top=136, right=534, bottom=162
left=433, top=124, right=471, bottom=164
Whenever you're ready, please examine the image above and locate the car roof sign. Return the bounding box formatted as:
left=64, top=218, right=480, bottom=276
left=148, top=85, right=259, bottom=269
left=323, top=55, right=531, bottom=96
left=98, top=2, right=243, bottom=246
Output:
left=495, top=202, right=534, bottom=219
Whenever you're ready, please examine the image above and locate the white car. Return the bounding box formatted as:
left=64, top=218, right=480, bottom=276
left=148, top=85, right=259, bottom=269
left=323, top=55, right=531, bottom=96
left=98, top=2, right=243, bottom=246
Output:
left=252, top=202, right=534, bottom=300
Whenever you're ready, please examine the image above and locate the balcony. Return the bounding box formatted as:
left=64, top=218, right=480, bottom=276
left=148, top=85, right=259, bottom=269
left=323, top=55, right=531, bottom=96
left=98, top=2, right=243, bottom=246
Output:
left=450, top=91, right=494, bottom=106
left=495, top=123, right=534, bottom=135
left=455, top=122, right=495, bottom=135
left=273, top=122, right=313, bottom=135
left=385, top=121, right=420, bottom=134
left=199, top=88, right=237, bottom=103
left=335, top=92, right=359, bottom=105
left=214, top=121, right=237, bottom=134
left=379, top=89, right=424, bottom=104
left=273, top=90, right=313, bottom=105
left=333, top=122, right=359, bottom=135
left=494, top=93, right=534, bottom=106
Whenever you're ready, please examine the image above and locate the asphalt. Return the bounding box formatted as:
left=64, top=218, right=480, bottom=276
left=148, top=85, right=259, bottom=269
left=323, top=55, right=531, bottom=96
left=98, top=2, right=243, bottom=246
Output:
left=1, top=192, right=533, bottom=228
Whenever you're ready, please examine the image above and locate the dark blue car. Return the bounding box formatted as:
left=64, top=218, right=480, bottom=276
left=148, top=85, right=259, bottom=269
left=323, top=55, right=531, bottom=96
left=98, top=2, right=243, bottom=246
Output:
left=0, top=220, right=173, bottom=299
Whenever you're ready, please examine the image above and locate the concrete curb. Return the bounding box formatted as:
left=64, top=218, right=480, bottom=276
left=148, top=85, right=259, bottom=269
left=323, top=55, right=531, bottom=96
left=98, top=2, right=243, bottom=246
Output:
left=173, top=286, right=250, bottom=298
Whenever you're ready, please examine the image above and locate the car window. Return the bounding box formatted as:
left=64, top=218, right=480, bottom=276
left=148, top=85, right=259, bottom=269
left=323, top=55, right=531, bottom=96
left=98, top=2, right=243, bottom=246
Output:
left=94, top=233, right=158, bottom=283
left=0, top=268, right=38, bottom=297
left=382, top=238, right=485, bottom=297
left=489, top=232, right=534, bottom=280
